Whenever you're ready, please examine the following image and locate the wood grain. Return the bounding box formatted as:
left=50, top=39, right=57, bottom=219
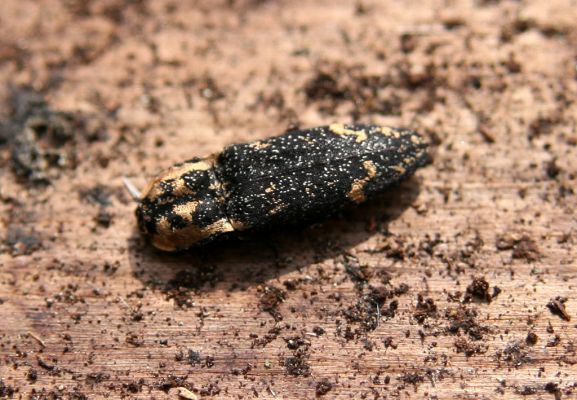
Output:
left=1, top=0, right=576, bottom=398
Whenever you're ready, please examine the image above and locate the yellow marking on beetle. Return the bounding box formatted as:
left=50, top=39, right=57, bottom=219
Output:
left=249, top=141, right=271, bottom=150
left=142, top=157, right=214, bottom=201
left=172, top=179, right=195, bottom=197
left=347, top=160, right=378, bottom=203
left=299, top=136, right=316, bottom=144
left=411, top=135, right=423, bottom=145
left=172, top=201, right=199, bottom=222
left=229, top=219, right=248, bottom=231
left=392, top=165, right=406, bottom=175
left=162, top=160, right=212, bottom=182
left=378, top=126, right=401, bottom=138
left=208, top=180, right=223, bottom=191
left=265, top=183, right=276, bottom=193
left=202, top=218, right=235, bottom=236
left=329, top=123, right=367, bottom=143
left=152, top=216, right=233, bottom=251
left=268, top=203, right=287, bottom=215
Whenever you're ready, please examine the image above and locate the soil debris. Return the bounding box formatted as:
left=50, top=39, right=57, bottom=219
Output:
left=547, top=297, right=571, bottom=321
left=315, top=378, right=333, bottom=396
left=259, top=285, right=286, bottom=321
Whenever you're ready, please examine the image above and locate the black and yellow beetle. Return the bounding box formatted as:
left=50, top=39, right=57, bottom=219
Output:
left=135, top=124, right=428, bottom=251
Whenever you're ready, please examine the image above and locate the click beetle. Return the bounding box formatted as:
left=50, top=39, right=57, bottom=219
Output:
left=136, top=124, right=428, bottom=251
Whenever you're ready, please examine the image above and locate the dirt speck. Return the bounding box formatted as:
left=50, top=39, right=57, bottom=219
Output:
left=547, top=297, right=571, bottom=321
left=284, top=352, right=310, bottom=377
left=463, top=276, right=492, bottom=303
left=259, top=285, right=286, bottom=321
left=315, top=378, right=333, bottom=396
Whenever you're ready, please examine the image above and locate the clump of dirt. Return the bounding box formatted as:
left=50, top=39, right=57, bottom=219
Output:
left=303, top=58, right=442, bottom=120
left=413, top=295, right=438, bottom=324
left=525, top=332, right=539, bottom=345
left=3, top=87, right=105, bottom=185
left=343, top=254, right=372, bottom=286
left=496, top=233, right=540, bottom=262
left=497, top=340, right=532, bottom=367
left=283, top=350, right=310, bottom=377
left=0, top=380, right=15, bottom=398
left=155, top=375, right=188, bottom=393
left=315, top=379, right=333, bottom=396
left=454, top=337, right=488, bottom=357
left=258, top=285, right=286, bottom=321
left=547, top=297, right=571, bottom=321
left=445, top=305, right=490, bottom=340
left=175, top=349, right=214, bottom=368
left=463, top=276, right=495, bottom=303
left=343, top=284, right=408, bottom=335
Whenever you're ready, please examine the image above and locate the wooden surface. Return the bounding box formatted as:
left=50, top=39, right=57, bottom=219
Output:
left=1, top=0, right=576, bottom=398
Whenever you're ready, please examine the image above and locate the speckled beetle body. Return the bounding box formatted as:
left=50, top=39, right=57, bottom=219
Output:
left=136, top=124, right=428, bottom=251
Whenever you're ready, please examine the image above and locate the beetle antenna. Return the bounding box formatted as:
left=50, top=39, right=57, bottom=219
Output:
left=122, top=176, right=141, bottom=201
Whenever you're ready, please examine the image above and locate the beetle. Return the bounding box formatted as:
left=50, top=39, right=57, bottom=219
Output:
left=135, top=124, right=428, bottom=251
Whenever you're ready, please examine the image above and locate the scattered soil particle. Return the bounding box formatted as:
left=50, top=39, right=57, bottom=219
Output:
left=383, top=336, right=398, bottom=350
left=79, top=185, right=114, bottom=227
left=492, top=286, right=502, bottom=299
left=79, top=185, right=112, bottom=207
left=379, top=236, right=408, bottom=260
left=259, top=285, right=286, bottom=321
left=526, top=332, right=539, bottom=346
left=545, top=158, right=561, bottom=179
left=511, top=236, right=541, bottom=262
left=343, top=254, right=371, bottom=286
left=454, top=337, right=488, bottom=357
left=344, top=285, right=408, bottom=333
left=5, top=87, right=104, bottom=185
left=86, top=372, right=110, bottom=384
left=303, top=63, right=403, bottom=119
left=463, top=276, right=492, bottom=303
left=285, top=336, right=310, bottom=350
left=123, top=381, right=143, bottom=394
left=26, top=368, right=38, bottom=383
left=199, top=382, right=221, bottom=397
left=544, top=382, right=561, bottom=399
left=498, top=340, right=531, bottom=367
left=4, top=227, right=42, bottom=256
left=413, top=295, right=438, bottom=323
left=496, top=233, right=540, bottom=261
left=156, top=375, right=188, bottom=393
left=312, top=326, right=325, bottom=336
left=315, top=378, right=333, bottom=396
left=445, top=305, right=489, bottom=340
left=398, top=372, right=425, bottom=386
left=176, top=349, right=200, bottom=365
left=0, top=379, right=15, bottom=397
left=125, top=332, right=144, bottom=347
left=547, top=297, right=571, bottom=321
left=517, top=385, right=538, bottom=395
left=546, top=334, right=561, bottom=347
left=37, top=357, right=56, bottom=371
left=251, top=326, right=282, bottom=348
left=95, top=207, right=113, bottom=228
left=284, top=352, right=311, bottom=377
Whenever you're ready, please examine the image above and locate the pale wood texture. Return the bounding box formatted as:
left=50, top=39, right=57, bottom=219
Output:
left=1, top=0, right=576, bottom=398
